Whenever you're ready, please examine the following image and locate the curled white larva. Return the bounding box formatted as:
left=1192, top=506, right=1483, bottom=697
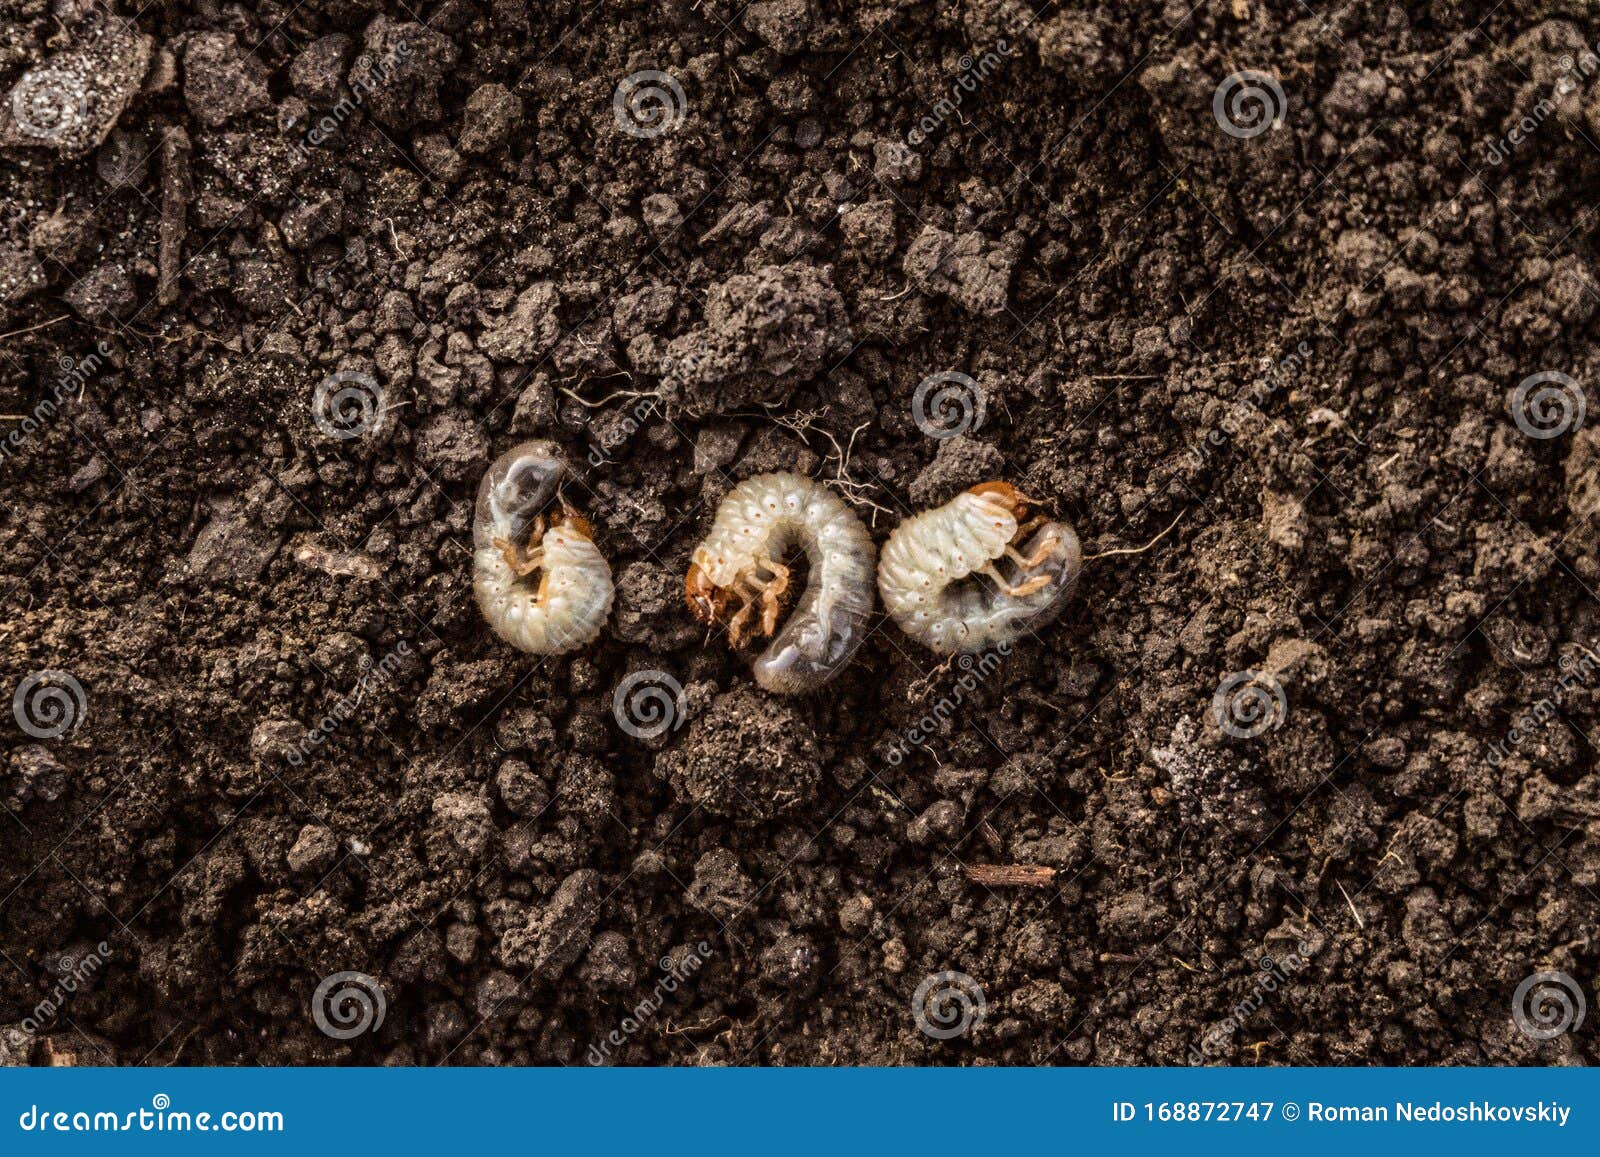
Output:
left=878, top=481, right=1081, bottom=654
left=687, top=473, right=877, bottom=694
left=473, top=441, right=614, bottom=655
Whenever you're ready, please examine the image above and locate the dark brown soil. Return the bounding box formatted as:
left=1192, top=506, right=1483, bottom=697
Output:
left=2, top=0, right=1598, bottom=1066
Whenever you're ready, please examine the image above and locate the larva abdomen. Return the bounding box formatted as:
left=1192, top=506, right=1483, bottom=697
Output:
left=473, top=441, right=614, bottom=656
left=688, top=473, right=877, bottom=694
left=878, top=484, right=1081, bottom=654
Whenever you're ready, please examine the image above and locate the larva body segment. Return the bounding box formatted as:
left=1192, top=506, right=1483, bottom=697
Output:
left=878, top=482, right=1081, bottom=653
left=473, top=441, right=614, bottom=655
left=687, top=473, right=877, bottom=694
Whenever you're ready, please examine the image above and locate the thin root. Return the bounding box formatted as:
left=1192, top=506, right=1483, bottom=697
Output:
left=558, top=384, right=659, bottom=409
left=1083, top=508, right=1188, bottom=562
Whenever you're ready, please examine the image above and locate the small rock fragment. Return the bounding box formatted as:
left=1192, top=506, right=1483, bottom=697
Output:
left=661, top=264, right=852, bottom=418
left=873, top=138, right=922, bottom=184
left=353, top=17, right=458, bottom=130
left=188, top=497, right=284, bottom=585
left=62, top=264, right=136, bottom=322
left=743, top=0, right=816, bottom=54
left=182, top=32, right=272, bottom=128
left=249, top=718, right=305, bottom=764
left=7, top=745, right=69, bottom=809
left=286, top=824, right=338, bottom=874
left=655, top=687, right=822, bottom=820
left=289, top=35, right=354, bottom=106
left=1, top=16, right=153, bottom=157
left=432, top=791, right=495, bottom=857
left=904, top=225, right=1018, bottom=316
left=499, top=869, right=602, bottom=978
left=478, top=282, right=561, bottom=363
left=458, top=83, right=523, bottom=154
left=280, top=191, right=345, bottom=250
left=496, top=759, right=550, bottom=817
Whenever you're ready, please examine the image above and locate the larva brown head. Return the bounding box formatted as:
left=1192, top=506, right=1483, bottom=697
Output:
left=686, top=562, right=727, bottom=626
left=969, top=480, right=1031, bottom=519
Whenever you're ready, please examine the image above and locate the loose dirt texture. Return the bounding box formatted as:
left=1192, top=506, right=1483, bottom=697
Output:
left=1, top=0, right=1598, bottom=1066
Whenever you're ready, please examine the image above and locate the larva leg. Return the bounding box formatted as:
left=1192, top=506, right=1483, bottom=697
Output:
left=1007, top=573, right=1054, bottom=598
left=495, top=514, right=550, bottom=576
left=725, top=603, right=753, bottom=645
left=979, top=562, right=1053, bottom=599
left=1012, top=512, right=1048, bottom=544
left=514, top=547, right=546, bottom=577
left=1005, top=537, right=1056, bottom=570
left=758, top=557, right=791, bottom=598
left=725, top=579, right=759, bottom=646
left=494, top=537, right=538, bottom=576
left=744, top=561, right=790, bottom=638
left=758, top=579, right=782, bottom=638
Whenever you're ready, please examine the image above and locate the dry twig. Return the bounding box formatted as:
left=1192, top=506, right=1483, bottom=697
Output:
left=964, top=864, right=1057, bottom=888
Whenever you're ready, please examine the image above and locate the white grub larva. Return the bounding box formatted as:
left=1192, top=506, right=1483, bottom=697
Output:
left=473, top=441, right=614, bottom=655
left=878, top=481, right=1082, bottom=654
left=687, top=473, right=877, bottom=695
